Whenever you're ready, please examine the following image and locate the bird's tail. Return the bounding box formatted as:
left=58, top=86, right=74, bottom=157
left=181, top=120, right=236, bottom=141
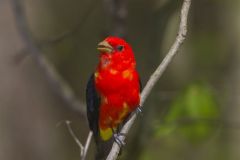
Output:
left=95, top=137, right=114, bottom=160
left=94, top=120, right=128, bottom=160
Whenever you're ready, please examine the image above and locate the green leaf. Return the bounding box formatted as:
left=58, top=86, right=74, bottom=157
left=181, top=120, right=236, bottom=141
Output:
left=155, top=82, right=220, bottom=143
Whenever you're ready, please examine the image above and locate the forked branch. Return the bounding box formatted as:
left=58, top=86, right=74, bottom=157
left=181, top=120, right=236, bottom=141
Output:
left=65, top=121, right=93, bottom=160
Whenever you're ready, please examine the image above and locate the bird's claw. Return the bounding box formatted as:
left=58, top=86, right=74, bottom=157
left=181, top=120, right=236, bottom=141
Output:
left=135, top=105, right=143, bottom=116
left=113, top=133, right=126, bottom=147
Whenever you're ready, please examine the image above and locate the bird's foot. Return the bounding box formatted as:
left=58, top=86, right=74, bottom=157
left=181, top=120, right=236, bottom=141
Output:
left=135, top=105, right=143, bottom=116
left=113, top=132, right=126, bottom=147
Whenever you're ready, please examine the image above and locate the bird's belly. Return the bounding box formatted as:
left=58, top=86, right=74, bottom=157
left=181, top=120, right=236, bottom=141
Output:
left=99, top=100, right=132, bottom=141
left=95, top=69, right=140, bottom=140
left=98, top=85, right=140, bottom=140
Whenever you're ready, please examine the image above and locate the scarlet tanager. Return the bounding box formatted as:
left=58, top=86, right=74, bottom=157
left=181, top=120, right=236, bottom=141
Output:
left=86, top=36, right=141, bottom=159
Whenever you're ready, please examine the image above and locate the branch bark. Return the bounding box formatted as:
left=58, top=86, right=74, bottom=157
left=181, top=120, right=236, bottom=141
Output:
left=106, top=0, right=192, bottom=159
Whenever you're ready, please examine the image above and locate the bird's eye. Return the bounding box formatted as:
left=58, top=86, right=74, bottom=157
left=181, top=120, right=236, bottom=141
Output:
left=116, top=45, right=124, bottom=52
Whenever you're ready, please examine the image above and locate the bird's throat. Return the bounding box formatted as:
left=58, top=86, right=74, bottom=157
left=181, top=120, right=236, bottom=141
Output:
left=99, top=53, right=112, bottom=69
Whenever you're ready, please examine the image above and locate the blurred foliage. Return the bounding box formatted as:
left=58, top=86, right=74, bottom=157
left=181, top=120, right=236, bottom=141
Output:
left=2, top=0, right=239, bottom=160
left=155, top=82, right=219, bottom=143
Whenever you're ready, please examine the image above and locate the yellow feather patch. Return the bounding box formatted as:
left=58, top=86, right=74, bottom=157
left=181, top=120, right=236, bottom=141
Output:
left=94, top=72, right=99, bottom=78
left=116, top=102, right=129, bottom=124
left=110, top=69, right=118, bottom=75
left=122, top=70, right=133, bottom=80
left=120, top=102, right=129, bottom=119
left=100, top=127, right=113, bottom=141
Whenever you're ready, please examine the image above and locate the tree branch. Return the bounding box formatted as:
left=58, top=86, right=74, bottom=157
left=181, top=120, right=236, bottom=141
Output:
left=10, top=0, right=86, bottom=117
left=106, top=0, right=192, bottom=159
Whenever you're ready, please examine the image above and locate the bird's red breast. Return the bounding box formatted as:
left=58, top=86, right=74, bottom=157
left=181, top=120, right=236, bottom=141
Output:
left=94, top=37, right=140, bottom=140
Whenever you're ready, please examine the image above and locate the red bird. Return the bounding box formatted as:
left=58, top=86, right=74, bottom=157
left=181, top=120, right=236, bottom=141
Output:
left=86, top=36, right=141, bottom=159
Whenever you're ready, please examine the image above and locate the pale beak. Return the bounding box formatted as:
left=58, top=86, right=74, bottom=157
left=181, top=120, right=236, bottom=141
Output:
left=97, top=40, right=113, bottom=53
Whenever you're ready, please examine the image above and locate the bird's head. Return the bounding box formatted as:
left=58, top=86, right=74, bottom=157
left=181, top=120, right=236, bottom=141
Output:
left=97, top=36, right=136, bottom=70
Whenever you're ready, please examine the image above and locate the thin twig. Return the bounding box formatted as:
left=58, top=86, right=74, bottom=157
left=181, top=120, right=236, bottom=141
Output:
left=82, top=131, right=93, bottom=160
left=10, top=0, right=86, bottom=116
left=106, top=0, right=192, bottom=159
left=65, top=121, right=93, bottom=160
left=65, top=121, right=85, bottom=157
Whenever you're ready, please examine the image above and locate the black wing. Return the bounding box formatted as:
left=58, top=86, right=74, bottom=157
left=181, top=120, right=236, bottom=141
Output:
left=86, top=74, right=100, bottom=139
left=86, top=74, right=114, bottom=160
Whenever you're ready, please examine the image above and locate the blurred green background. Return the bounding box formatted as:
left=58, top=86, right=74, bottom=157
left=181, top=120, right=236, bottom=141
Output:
left=0, top=0, right=240, bottom=160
